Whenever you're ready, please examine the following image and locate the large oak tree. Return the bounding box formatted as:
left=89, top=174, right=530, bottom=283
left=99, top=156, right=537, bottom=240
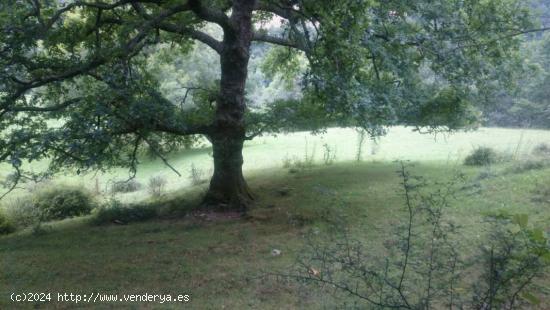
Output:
left=0, top=0, right=546, bottom=211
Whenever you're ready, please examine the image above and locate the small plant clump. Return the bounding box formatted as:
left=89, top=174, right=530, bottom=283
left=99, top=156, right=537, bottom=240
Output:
left=282, top=155, right=293, bottom=168
left=284, top=156, right=314, bottom=173
left=33, top=186, right=96, bottom=220
left=148, top=175, right=167, bottom=197
left=111, top=179, right=142, bottom=193
left=282, top=142, right=317, bottom=173
left=189, top=164, right=206, bottom=186
left=532, top=143, right=550, bottom=156
left=92, top=199, right=157, bottom=225
left=464, top=147, right=499, bottom=166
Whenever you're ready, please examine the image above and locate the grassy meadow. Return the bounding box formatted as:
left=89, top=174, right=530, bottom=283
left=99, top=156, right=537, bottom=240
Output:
left=1, top=126, right=550, bottom=309
left=1, top=126, right=549, bottom=203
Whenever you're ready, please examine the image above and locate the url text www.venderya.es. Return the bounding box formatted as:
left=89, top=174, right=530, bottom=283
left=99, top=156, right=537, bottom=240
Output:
left=10, top=292, right=190, bottom=304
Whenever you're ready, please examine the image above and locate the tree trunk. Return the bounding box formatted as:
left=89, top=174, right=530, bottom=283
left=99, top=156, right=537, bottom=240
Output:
left=203, top=133, right=253, bottom=212
left=203, top=0, right=255, bottom=212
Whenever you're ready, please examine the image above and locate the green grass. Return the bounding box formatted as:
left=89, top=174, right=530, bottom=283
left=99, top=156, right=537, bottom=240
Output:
left=2, top=126, right=549, bottom=204
left=1, top=127, right=550, bottom=309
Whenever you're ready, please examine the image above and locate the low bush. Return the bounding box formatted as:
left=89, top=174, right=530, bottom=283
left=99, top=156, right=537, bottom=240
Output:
left=464, top=146, right=499, bottom=166
left=92, top=199, right=157, bottom=225
left=33, top=186, right=96, bottom=220
left=0, top=210, right=15, bottom=235
left=111, top=179, right=142, bottom=193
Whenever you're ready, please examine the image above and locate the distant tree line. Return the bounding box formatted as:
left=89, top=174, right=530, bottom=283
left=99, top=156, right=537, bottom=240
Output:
left=483, top=0, right=550, bottom=129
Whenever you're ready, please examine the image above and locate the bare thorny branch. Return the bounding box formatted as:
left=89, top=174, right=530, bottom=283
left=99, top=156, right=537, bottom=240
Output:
left=259, top=160, right=549, bottom=308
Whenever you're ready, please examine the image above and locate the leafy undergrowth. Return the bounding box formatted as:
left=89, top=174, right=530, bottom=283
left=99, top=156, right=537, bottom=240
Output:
left=1, top=162, right=549, bottom=309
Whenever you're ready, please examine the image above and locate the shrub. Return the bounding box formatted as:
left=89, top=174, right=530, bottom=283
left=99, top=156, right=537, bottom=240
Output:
left=111, top=179, right=142, bottom=193
left=472, top=215, right=549, bottom=308
left=532, top=143, right=550, bottom=156
left=148, top=175, right=167, bottom=197
left=92, top=199, right=157, bottom=225
left=0, top=211, right=15, bottom=235
left=33, top=186, right=95, bottom=220
left=464, top=147, right=499, bottom=166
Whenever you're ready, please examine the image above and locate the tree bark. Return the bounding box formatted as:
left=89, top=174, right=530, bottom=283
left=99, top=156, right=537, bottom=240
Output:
left=202, top=0, right=255, bottom=212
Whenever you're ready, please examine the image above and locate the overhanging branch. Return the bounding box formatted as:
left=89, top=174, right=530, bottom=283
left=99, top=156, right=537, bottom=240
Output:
left=158, top=23, right=223, bottom=54
left=130, top=2, right=222, bottom=53
left=252, top=32, right=306, bottom=51
left=2, top=2, right=190, bottom=110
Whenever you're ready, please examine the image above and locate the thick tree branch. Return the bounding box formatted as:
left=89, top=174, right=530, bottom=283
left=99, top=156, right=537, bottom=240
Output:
left=254, top=1, right=299, bottom=20
left=43, top=0, right=160, bottom=31
left=158, top=23, right=223, bottom=53
left=130, top=2, right=222, bottom=53
left=188, top=0, right=230, bottom=30
left=153, top=123, right=212, bottom=136
left=252, top=32, right=306, bottom=51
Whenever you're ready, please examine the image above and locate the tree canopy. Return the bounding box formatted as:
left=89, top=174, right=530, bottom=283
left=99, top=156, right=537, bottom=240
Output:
left=0, top=0, right=547, bottom=209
